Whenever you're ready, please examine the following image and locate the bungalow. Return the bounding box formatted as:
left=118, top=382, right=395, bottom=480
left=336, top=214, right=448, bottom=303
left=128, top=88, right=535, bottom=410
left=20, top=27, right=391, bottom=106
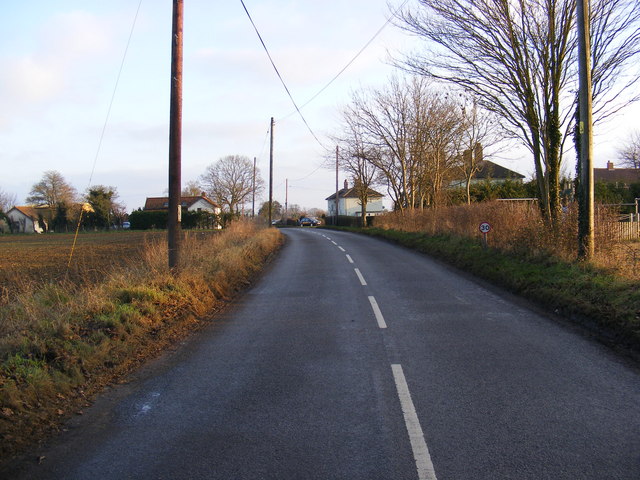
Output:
left=450, top=160, right=526, bottom=188
left=5, top=206, right=53, bottom=233
left=144, top=194, right=221, bottom=215
left=594, top=162, right=640, bottom=187
left=325, top=180, right=385, bottom=217
left=143, top=193, right=222, bottom=229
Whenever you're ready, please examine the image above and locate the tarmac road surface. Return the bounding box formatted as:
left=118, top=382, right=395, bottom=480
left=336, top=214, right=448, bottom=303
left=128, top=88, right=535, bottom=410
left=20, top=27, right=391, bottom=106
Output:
left=5, top=228, right=640, bottom=479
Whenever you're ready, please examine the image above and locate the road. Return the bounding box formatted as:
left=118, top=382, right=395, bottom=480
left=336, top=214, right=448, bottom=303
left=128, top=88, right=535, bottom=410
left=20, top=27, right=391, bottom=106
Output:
left=6, top=228, right=640, bottom=479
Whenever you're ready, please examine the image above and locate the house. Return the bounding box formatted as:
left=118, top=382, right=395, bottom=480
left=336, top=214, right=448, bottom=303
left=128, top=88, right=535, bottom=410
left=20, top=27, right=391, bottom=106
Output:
left=450, top=160, right=525, bottom=188
left=144, top=194, right=221, bottom=215
left=5, top=206, right=53, bottom=233
left=143, top=193, right=222, bottom=229
left=594, top=162, right=640, bottom=187
left=325, top=180, right=385, bottom=217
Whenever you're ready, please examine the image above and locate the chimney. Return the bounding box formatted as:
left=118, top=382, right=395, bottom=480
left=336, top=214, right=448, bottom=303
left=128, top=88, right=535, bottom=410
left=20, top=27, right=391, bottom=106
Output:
left=344, top=179, right=348, bottom=190
left=607, top=161, right=614, bottom=170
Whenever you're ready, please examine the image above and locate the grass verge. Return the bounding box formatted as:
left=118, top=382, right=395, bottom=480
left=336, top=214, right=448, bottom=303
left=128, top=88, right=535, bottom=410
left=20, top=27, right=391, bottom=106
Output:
left=329, top=226, right=640, bottom=354
left=0, top=222, right=283, bottom=462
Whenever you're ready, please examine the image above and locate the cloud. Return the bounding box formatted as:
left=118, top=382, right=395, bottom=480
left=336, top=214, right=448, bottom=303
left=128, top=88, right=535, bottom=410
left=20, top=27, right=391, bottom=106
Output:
left=1, top=10, right=114, bottom=107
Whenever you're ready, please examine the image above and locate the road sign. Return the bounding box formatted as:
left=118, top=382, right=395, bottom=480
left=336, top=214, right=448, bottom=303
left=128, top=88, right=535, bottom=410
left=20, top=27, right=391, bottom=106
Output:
left=479, top=222, right=492, bottom=234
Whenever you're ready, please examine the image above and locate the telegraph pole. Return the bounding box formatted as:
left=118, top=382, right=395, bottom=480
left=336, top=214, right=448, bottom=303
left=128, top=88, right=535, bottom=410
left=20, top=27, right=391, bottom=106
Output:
left=335, top=145, right=339, bottom=225
left=577, top=0, right=594, bottom=259
left=285, top=178, right=288, bottom=221
left=252, top=156, right=256, bottom=217
left=268, top=117, right=274, bottom=226
left=168, top=0, right=183, bottom=269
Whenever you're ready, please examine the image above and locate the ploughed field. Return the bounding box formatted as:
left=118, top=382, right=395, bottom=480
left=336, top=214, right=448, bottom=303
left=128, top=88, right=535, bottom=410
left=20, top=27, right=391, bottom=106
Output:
left=0, top=232, right=165, bottom=300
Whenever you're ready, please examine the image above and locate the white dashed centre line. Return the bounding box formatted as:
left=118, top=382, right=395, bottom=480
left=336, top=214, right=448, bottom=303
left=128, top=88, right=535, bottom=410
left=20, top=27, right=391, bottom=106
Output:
left=331, top=241, right=338, bottom=245
left=391, top=364, right=438, bottom=480
left=338, top=246, right=345, bottom=252
left=368, top=296, right=387, bottom=329
left=354, top=268, right=367, bottom=286
left=346, top=254, right=354, bottom=264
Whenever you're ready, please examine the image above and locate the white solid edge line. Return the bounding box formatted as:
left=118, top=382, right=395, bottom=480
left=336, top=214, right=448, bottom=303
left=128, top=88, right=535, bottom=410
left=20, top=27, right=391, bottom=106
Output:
left=391, top=364, right=438, bottom=480
left=354, top=268, right=367, bottom=285
left=338, top=246, right=346, bottom=252
left=346, top=254, right=354, bottom=264
left=368, top=296, right=387, bottom=329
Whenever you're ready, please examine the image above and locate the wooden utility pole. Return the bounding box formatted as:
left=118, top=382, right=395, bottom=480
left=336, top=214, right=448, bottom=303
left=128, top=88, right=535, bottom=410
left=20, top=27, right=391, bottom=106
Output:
left=335, top=146, right=339, bottom=225
left=268, top=117, right=274, bottom=225
left=285, top=178, right=288, bottom=221
left=577, top=0, right=594, bottom=259
left=168, top=0, right=183, bottom=269
left=252, top=156, right=256, bottom=217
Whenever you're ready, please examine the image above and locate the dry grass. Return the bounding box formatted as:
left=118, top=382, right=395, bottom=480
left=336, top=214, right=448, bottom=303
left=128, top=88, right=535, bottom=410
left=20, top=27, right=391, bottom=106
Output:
left=373, top=202, right=640, bottom=281
left=0, top=222, right=283, bottom=461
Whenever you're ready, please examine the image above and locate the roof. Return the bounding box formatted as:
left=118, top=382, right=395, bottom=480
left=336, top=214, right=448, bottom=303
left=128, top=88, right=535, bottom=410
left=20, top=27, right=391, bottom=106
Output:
left=474, top=160, right=525, bottom=180
left=7, top=206, right=53, bottom=219
left=594, top=166, right=640, bottom=184
left=144, top=196, right=220, bottom=210
left=325, top=186, right=385, bottom=201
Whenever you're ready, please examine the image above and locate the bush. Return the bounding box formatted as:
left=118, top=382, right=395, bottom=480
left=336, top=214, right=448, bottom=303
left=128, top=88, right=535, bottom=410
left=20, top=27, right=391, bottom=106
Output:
left=128, top=210, right=220, bottom=230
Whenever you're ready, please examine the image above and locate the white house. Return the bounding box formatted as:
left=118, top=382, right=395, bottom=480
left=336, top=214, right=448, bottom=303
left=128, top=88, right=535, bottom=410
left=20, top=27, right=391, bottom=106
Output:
left=143, top=194, right=222, bottom=228
left=325, top=180, right=385, bottom=217
left=144, top=194, right=221, bottom=215
left=5, top=206, right=52, bottom=233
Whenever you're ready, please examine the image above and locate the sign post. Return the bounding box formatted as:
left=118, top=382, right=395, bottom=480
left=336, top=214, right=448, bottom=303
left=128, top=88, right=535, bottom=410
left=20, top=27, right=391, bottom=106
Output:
left=479, top=222, right=491, bottom=249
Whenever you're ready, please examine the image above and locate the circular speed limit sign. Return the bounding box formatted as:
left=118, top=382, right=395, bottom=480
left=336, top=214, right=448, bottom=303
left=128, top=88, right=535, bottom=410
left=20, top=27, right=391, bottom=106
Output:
left=479, top=222, right=492, bottom=234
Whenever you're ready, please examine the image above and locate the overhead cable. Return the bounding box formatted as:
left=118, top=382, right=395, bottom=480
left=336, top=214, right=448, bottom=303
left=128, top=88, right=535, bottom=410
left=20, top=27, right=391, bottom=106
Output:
left=68, top=0, right=143, bottom=269
left=280, top=0, right=410, bottom=121
left=239, top=0, right=326, bottom=149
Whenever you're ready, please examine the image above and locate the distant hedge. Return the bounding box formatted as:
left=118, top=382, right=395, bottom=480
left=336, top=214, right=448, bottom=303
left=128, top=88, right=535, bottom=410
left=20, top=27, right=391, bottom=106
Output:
left=128, top=210, right=220, bottom=230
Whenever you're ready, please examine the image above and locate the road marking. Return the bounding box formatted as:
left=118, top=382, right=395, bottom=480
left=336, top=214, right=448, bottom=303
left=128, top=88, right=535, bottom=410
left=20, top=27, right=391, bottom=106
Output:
left=331, top=241, right=338, bottom=245
left=354, top=268, right=367, bottom=285
left=338, top=246, right=345, bottom=252
left=391, top=364, right=438, bottom=480
left=346, top=254, right=354, bottom=264
left=368, top=296, right=387, bottom=329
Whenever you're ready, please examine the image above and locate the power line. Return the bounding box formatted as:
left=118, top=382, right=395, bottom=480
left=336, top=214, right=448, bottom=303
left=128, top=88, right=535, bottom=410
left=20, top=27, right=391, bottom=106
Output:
left=68, top=0, right=143, bottom=270
left=239, top=0, right=326, bottom=149
left=279, top=0, right=409, bottom=121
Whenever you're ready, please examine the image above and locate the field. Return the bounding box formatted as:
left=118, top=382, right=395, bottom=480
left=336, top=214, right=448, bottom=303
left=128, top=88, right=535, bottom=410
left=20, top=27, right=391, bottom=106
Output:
left=0, top=231, right=165, bottom=297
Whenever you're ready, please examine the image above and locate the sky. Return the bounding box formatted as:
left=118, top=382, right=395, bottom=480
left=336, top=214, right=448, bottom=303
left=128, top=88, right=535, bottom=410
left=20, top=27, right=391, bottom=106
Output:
left=1, top=1, right=638, bottom=214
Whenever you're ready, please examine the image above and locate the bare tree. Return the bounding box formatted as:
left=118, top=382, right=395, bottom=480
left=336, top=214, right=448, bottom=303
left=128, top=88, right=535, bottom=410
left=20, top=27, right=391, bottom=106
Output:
left=334, top=114, right=381, bottom=223
left=394, top=0, right=640, bottom=223
left=182, top=180, right=204, bottom=196
left=414, top=91, right=465, bottom=207
left=0, top=188, right=17, bottom=212
left=200, top=155, right=264, bottom=213
left=26, top=170, right=77, bottom=207
left=457, top=100, right=506, bottom=204
left=617, top=130, right=640, bottom=168
left=342, top=76, right=467, bottom=211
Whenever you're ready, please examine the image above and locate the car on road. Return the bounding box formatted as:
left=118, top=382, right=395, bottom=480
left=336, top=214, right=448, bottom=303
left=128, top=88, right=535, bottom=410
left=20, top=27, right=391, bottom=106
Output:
left=298, top=217, right=318, bottom=227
